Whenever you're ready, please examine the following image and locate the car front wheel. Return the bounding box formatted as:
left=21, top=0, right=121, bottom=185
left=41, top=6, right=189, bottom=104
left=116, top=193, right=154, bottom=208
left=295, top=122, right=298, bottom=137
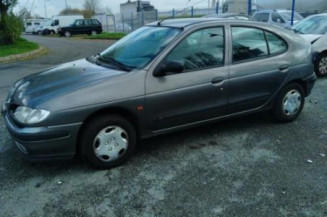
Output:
left=315, top=53, right=327, bottom=77
left=80, top=114, right=137, bottom=169
left=272, top=83, right=305, bottom=123
left=64, top=31, right=71, bottom=37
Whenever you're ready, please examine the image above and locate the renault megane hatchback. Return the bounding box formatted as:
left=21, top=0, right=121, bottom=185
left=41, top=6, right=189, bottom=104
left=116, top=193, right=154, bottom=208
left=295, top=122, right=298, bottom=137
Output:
left=2, top=19, right=316, bottom=169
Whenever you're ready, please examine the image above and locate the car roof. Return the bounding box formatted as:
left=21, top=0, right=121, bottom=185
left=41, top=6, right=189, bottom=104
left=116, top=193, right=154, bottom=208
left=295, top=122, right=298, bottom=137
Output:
left=204, top=13, right=248, bottom=18
left=147, top=18, right=255, bottom=28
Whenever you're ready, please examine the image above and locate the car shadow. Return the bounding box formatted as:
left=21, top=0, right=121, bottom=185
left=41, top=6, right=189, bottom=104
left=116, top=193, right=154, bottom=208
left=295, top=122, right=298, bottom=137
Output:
left=0, top=112, right=275, bottom=177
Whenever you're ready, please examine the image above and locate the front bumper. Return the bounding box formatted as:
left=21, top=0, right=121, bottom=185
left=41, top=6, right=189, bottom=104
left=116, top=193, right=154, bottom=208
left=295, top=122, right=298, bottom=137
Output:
left=3, top=112, right=82, bottom=161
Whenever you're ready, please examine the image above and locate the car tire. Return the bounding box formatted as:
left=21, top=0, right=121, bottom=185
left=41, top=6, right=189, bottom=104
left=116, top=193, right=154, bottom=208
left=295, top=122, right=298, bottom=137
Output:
left=272, top=83, right=305, bottom=123
left=91, top=30, right=97, bottom=36
left=51, top=30, right=56, bottom=35
left=80, top=114, right=137, bottom=169
left=315, top=53, right=327, bottom=77
left=64, top=31, right=71, bottom=37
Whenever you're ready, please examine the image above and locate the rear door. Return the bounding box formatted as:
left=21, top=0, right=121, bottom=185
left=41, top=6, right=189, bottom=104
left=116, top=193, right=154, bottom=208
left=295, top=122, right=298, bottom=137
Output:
left=228, top=25, right=289, bottom=114
left=72, top=20, right=85, bottom=34
left=146, top=26, right=229, bottom=131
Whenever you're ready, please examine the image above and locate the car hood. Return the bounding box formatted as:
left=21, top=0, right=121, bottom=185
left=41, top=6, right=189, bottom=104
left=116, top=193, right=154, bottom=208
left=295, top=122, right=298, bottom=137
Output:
left=298, top=34, right=323, bottom=43
left=12, top=58, right=142, bottom=110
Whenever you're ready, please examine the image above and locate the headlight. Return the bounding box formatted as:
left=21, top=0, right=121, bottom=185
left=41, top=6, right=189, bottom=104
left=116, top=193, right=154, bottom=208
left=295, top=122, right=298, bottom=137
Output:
left=14, top=106, right=50, bottom=124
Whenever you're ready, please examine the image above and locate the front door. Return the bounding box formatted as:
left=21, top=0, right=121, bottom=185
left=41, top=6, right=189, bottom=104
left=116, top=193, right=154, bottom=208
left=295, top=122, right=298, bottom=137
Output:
left=146, top=26, right=229, bottom=131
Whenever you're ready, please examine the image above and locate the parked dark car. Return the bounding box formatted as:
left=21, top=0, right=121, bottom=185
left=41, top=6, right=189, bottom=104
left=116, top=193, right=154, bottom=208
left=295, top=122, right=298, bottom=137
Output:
left=203, top=13, right=252, bottom=20
left=58, top=19, right=102, bottom=37
left=2, top=19, right=316, bottom=169
left=292, top=13, right=327, bottom=77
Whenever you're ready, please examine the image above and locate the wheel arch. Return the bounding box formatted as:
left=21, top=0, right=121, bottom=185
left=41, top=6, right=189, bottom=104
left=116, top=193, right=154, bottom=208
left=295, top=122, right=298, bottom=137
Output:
left=76, top=107, right=140, bottom=154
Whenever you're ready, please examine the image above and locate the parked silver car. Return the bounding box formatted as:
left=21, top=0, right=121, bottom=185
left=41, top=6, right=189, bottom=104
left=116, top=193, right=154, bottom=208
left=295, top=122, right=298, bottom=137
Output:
left=292, top=13, right=327, bottom=76
left=253, top=9, right=303, bottom=28
left=2, top=19, right=316, bottom=169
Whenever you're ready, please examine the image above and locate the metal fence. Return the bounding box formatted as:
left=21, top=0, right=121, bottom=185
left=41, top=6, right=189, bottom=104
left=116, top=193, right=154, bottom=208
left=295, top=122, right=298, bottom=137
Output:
left=93, top=5, right=222, bottom=34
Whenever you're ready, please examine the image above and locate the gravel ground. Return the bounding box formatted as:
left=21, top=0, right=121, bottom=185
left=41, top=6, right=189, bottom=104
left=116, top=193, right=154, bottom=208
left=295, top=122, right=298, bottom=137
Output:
left=0, top=35, right=326, bottom=217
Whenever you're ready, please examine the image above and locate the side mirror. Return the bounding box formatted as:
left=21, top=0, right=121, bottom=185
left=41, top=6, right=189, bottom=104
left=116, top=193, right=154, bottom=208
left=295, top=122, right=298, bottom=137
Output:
left=154, top=61, right=184, bottom=77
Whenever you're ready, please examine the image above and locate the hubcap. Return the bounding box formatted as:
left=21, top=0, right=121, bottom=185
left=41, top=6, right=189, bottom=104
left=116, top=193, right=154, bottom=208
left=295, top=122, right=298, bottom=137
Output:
left=92, top=31, right=97, bottom=36
left=319, top=57, right=327, bottom=75
left=65, top=32, right=70, bottom=37
left=282, top=90, right=302, bottom=116
left=93, top=126, right=128, bottom=162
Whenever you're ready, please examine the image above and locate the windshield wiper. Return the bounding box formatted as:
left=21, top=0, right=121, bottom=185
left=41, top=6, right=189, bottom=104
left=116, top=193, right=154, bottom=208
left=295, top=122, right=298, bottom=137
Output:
left=96, top=54, right=132, bottom=72
left=292, top=29, right=304, bottom=34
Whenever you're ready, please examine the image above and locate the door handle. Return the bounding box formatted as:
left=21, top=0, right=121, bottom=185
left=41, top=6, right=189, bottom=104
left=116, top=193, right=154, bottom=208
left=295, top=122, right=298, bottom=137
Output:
left=211, top=77, right=224, bottom=84
left=279, top=65, right=289, bottom=72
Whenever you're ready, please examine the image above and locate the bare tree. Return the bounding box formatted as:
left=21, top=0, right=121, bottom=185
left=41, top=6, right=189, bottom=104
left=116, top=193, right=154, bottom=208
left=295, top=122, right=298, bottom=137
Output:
left=59, top=7, right=84, bottom=16
left=83, top=0, right=101, bottom=16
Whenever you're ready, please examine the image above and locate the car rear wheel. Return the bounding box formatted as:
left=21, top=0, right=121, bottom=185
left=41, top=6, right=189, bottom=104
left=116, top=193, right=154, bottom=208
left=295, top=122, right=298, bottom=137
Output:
left=80, top=114, right=136, bottom=169
left=315, top=53, right=327, bottom=77
left=64, top=31, right=71, bottom=37
left=91, top=30, right=97, bottom=36
left=272, top=83, right=305, bottom=123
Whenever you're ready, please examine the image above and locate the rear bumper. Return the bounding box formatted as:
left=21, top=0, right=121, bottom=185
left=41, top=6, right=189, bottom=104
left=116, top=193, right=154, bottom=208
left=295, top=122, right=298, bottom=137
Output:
left=3, top=112, right=82, bottom=161
left=303, top=73, right=317, bottom=97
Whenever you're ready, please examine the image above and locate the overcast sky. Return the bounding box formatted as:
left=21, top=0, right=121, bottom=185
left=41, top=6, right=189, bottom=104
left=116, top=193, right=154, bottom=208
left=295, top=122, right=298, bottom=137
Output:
left=14, top=0, right=215, bottom=18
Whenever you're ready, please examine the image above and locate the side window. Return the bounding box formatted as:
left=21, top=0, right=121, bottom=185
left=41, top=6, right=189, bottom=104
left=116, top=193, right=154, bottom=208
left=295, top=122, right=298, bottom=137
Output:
left=266, top=32, right=287, bottom=55
left=92, top=19, right=100, bottom=25
left=166, top=27, right=224, bottom=72
left=272, top=13, right=285, bottom=23
left=256, top=13, right=269, bottom=22
left=34, top=22, right=40, bottom=26
left=26, top=22, right=32, bottom=26
left=75, top=20, right=84, bottom=26
left=232, top=27, right=268, bottom=62
left=54, top=20, right=59, bottom=26
left=84, top=19, right=92, bottom=26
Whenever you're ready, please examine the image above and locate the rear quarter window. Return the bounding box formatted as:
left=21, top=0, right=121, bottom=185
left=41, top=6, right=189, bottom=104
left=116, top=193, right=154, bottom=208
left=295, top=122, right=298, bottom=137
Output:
left=265, top=32, right=288, bottom=55
left=91, top=19, right=101, bottom=25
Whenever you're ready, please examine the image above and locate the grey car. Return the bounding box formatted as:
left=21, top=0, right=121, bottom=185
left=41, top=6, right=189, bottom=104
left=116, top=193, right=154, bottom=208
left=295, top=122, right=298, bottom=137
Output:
left=2, top=19, right=316, bottom=169
left=292, top=13, right=327, bottom=77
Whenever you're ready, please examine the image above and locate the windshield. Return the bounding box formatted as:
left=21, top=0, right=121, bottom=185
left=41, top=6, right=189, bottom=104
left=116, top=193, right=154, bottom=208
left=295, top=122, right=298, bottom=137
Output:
left=98, top=26, right=181, bottom=70
left=279, top=11, right=303, bottom=21
left=292, top=15, right=327, bottom=34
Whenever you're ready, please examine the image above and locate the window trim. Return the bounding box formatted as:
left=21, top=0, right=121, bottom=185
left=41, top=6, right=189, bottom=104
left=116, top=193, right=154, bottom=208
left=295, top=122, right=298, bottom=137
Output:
left=264, top=30, right=289, bottom=56
left=231, top=26, right=289, bottom=65
left=158, top=26, right=226, bottom=75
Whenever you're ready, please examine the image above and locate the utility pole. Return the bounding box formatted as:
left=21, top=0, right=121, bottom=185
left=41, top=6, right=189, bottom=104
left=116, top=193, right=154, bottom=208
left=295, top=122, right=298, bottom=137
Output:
left=44, top=0, right=47, bottom=18
left=65, top=0, right=68, bottom=10
left=248, top=0, right=252, bottom=15
left=291, top=0, right=296, bottom=26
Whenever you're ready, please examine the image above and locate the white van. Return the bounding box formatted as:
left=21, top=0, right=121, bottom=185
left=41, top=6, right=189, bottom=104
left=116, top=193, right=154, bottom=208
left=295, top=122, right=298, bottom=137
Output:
left=24, top=19, right=48, bottom=33
left=43, top=15, right=84, bottom=34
